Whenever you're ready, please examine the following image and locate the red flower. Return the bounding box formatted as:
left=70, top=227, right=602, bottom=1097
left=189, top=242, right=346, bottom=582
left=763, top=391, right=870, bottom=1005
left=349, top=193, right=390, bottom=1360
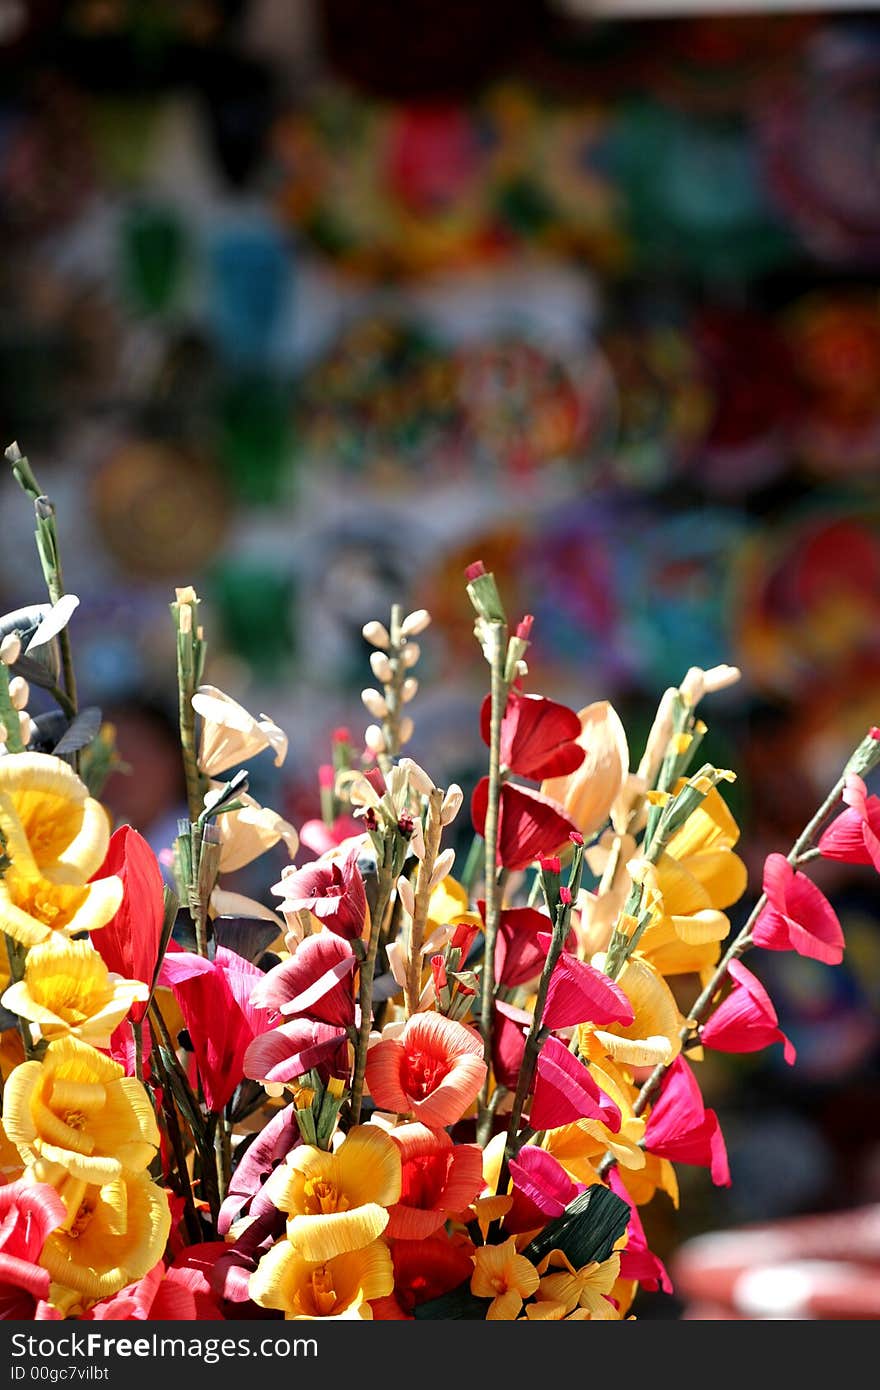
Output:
left=365, top=1013, right=486, bottom=1128
left=492, top=999, right=531, bottom=1091
left=92, top=826, right=165, bottom=1022
left=0, top=1180, right=65, bottom=1320
left=243, top=1018, right=349, bottom=1087
left=540, top=937, right=634, bottom=1031
left=249, top=931, right=356, bottom=1027
left=644, top=1057, right=730, bottom=1187
left=701, top=959, right=795, bottom=1064
left=530, top=1035, right=621, bottom=1132
left=480, top=690, right=584, bottom=781
left=271, top=845, right=367, bottom=941
left=482, top=902, right=574, bottom=989
left=371, top=1233, right=476, bottom=1319
left=471, top=779, right=577, bottom=871
left=385, top=1123, right=484, bottom=1239
left=159, top=947, right=272, bottom=1111
left=752, top=853, right=845, bottom=965
left=818, top=774, right=880, bottom=873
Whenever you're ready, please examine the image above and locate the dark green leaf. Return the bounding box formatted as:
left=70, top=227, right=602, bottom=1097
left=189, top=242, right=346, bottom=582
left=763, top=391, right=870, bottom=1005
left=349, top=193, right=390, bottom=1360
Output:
left=52, top=706, right=102, bottom=756
left=413, top=1284, right=489, bottom=1320
left=522, top=1185, right=631, bottom=1270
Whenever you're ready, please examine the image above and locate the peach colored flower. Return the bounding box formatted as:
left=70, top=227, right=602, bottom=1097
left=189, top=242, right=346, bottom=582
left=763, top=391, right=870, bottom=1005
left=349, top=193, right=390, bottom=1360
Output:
left=365, top=1013, right=486, bottom=1128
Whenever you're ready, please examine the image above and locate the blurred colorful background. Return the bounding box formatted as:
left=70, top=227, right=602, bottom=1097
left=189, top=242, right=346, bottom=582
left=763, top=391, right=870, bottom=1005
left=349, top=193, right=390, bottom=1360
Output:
left=2, top=0, right=880, bottom=1315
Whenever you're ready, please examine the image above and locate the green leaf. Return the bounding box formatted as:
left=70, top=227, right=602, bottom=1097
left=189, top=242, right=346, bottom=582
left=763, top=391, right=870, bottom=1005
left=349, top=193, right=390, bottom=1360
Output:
left=522, top=1185, right=631, bottom=1270
left=412, top=1284, right=489, bottom=1320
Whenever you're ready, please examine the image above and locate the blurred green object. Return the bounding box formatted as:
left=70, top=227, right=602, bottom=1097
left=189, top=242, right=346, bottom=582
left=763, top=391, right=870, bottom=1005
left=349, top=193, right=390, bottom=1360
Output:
left=216, top=374, right=294, bottom=505
left=207, top=561, right=297, bottom=682
left=119, top=202, right=189, bottom=315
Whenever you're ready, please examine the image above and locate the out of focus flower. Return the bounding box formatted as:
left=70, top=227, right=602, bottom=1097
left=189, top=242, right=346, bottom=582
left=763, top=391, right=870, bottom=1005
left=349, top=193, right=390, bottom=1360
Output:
left=818, top=773, right=880, bottom=871
left=752, top=854, right=845, bottom=965
left=701, top=959, right=795, bottom=1063
left=1, top=937, right=148, bottom=1047
left=365, top=1013, right=486, bottom=1128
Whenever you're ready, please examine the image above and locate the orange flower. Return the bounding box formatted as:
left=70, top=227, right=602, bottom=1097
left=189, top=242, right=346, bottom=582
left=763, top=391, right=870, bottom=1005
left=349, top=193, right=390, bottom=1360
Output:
left=471, top=1236, right=539, bottom=1320
left=365, top=1013, right=486, bottom=1128
left=385, top=1123, right=484, bottom=1240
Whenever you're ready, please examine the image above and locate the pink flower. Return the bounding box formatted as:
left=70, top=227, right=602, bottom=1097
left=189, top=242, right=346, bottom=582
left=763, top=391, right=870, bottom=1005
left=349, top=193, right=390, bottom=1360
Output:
left=480, top=690, right=585, bottom=781
left=92, top=826, right=165, bottom=1023
left=752, top=853, right=845, bottom=965
left=818, top=774, right=880, bottom=872
left=87, top=1248, right=225, bottom=1320
left=0, top=1180, right=66, bottom=1319
left=299, top=816, right=363, bottom=858
left=218, top=1103, right=300, bottom=1236
left=471, top=779, right=578, bottom=871
left=365, top=1013, right=487, bottom=1128
left=243, top=1018, right=349, bottom=1087
left=492, top=999, right=531, bottom=1091
left=385, top=1124, right=484, bottom=1239
left=540, top=937, right=634, bottom=1031
left=271, top=845, right=367, bottom=941
left=644, top=1057, right=730, bottom=1187
left=529, top=1035, right=621, bottom=1132
left=608, top=1171, right=672, bottom=1294
left=159, top=946, right=272, bottom=1111
left=249, top=932, right=356, bottom=1027
left=701, top=959, right=795, bottom=1064
left=505, top=1147, right=583, bottom=1235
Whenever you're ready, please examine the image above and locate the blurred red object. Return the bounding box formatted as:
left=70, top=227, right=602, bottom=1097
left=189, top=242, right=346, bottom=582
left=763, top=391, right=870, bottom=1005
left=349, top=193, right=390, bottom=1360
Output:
left=673, top=1205, right=880, bottom=1319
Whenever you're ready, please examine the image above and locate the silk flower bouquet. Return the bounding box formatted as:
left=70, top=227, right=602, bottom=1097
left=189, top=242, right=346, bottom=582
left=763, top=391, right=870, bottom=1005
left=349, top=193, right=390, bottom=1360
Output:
left=0, top=442, right=877, bottom=1322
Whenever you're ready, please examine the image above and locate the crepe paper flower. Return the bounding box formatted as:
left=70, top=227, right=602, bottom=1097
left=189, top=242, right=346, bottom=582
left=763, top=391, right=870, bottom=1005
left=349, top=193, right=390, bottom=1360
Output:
left=218, top=1104, right=300, bottom=1236
left=299, top=815, right=364, bottom=858
left=530, top=1036, right=622, bottom=1134
left=607, top=1170, right=672, bottom=1296
left=541, top=701, right=629, bottom=840
left=701, top=959, right=796, bottom=1064
left=544, top=1056, right=647, bottom=1178
left=250, top=1236, right=392, bottom=1320
left=271, top=845, right=368, bottom=943
left=0, top=753, right=122, bottom=948
left=471, top=1236, right=540, bottom=1320
left=212, top=1206, right=285, bottom=1304
left=86, top=1245, right=225, bottom=1321
left=385, top=1123, right=484, bottom=1240
left=819, top=773, right=880, bottom=871
left=3, top=1035, right=159, bottom=1184
left=365, top=1012, right=487, bottom=1128
left=492, top=998, right=531, bottom=1090
left=480, top=690, right=584, bottom=781
left=263, top=1125, right=400, bottom=1264
left=581, top=954, right=683, bottom=1069
left=485, top=902, right=572, bottom=988
left=250, top=932, right=356, bottom=1028
left=505, top=1146, right=584, bottom=1236
left=1, top=936, right=149, bottom=1048
left=159, top=947, right=271, bottom=1111
left=644, top=1057, right=730, bottom=1187
left=192, top=685, right=287, bottom=776
left=0, top=1179, right=66, bottom=1319
left=371, top=1234, right=476, bottom=1319
left=540, top=938, right=633, bottom=1032
left=89, top=826, right=165, bottom=1023
left=38, top=1170, right=172, bottom=1305
left=471, top=778, right=578, bottom=871
left=534, top=1248, right=621, bottom=1319
left=426, top=874, right=482, bottom=936
left=636, top=905, right=729, bottom=982
left=204, top=787, right=299, bottom=874
left=662, top=783, right=748, bottom=912
left=752, top=854, right=845, bottom=965
left=618, top=1149, right=680, bottom=1209
left=244, top=1018, right=350, bottom=1087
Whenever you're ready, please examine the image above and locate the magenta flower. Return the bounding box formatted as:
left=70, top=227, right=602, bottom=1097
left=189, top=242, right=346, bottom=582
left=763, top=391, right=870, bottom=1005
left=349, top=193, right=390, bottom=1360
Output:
left=250, top=931, right=356, bottom=1027
left=752, top=853, right=845, bottom=965
left=701, top=959, right=795, bottom=1064
left=818, top=774, right=880, bottom=872
left=271, top=845, right=367, bottom=941
left=540, top=937, right=634, bottom=1031
left=644, top=1057, right=730, bottom=1187
left=243, top=1017, right=349, bottom=1087
left=505, top=1146, right=584, bottom=1235
left=529, top=1035, right=621, bottom=1132
left=608, top=1171, right=672, bottom=1294
left=0, top=1180, right=66, bottom=1319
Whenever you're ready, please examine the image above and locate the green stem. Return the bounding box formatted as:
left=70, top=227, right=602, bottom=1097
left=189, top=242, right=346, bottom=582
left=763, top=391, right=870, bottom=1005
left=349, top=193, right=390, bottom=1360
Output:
left=214, top=1110, right=232, bottom=1204
left=5, top=935, right=35, bottom=1059
left=477, top=621, right=508, bottom=1114
left=350, top=864, right=395, bottom=1124
left=147, top=1019, right=202, bottom=1244
left=405, top=787, right=444, bottom=1017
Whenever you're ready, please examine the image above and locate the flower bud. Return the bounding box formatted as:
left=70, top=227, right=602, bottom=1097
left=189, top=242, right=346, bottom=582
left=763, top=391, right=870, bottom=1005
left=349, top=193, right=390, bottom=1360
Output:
left=399, top=758, right=434, bottom=795
left=364, top=724, right=387, bottom=754
left=428, top=848, right=456, bottom=891
left=396, top=875, right=416, bottom=917
left=8, top=677, right=29, bottom=711
left=401, top=677, right=419, bottom=704
left=362, top=620, right=391, bottom=650
left=0, top=634, right=21, bottom=666
left=401, top=642, right=421, bottom=668
left=370, top=651, right=394, bottom=683
left=401, top=609, right=431, bottom=638
left=399, top=716, right=414, bottom=745
left=440, top=783, right=463, bottom=825
left=361, top=688, right=389, bottom=720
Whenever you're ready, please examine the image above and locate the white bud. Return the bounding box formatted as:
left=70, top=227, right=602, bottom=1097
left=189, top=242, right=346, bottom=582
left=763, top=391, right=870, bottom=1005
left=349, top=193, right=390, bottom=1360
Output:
left=401, top=677, right=419, bottom=704
left=410, top=820, right=426, bottom=861
left=399, top=758, right=434, bottom=796
left=8, top=677, right=29, bottom=711
left=364, top=724, right=387, bottom=754
left=440, top=783, right=463, bottom=825
left=0, top=634, right=21, bottom=666
left=370, top=651, right=394, bottom=683
left=361, top=688, right=389, bottom=720
left=401, top=609, right=431, bottom=638
left=18, top=712, right=34, bottom=745
left=401, top=642, right=421, bottom=668
left=702, top=664, right=742, bottom=695
left=428, top=848, right=455, bottom=891
left=399, top=716, right=414, bottom=745
left=516, top=659, right=529, bottom=678
left=396, top=875, right=415, bottom=917
left=362, top=620, right=391, bottom=650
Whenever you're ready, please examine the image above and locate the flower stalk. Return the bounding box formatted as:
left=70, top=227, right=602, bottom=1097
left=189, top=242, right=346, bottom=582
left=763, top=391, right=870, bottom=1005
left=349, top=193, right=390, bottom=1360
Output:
left=405, top=785, right=445, bottom=1016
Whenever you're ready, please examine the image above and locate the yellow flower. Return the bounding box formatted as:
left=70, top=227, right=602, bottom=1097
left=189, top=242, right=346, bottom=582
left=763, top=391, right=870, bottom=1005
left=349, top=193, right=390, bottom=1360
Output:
left=581, top=954, right=684, bottom=1069
left=192, top=686, right=287, bottom=777
left=542, top=702, right=629, bottom=839
left=619, top=1151, right=679, bottom=1209
left=1, top=937, right=148, bottom=1048
left=3, top=1036, right=159, bottom=1184
left=40, top=1170, right=170, bottom=1304
left=535, top=1249, right=621, bottom=1318
left=663, top=782, right=747, bottom=910
left=544, top=1056, right=646, bottom=1177
left=0, top=753, right=121, bottom=947
left=250, top=1238, right=392, bottom=1320
left=471, top=1237, right=539, bottom=1320
left=265, top=1124, right=401, bottom=1263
